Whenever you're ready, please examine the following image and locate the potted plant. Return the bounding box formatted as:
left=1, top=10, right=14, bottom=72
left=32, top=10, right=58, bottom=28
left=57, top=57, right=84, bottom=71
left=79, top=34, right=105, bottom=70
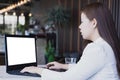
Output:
left=15, top=24, right=25, bottom=35
left=45, top=41, right=55, bottom=63
left=44, top=5, right=71, bottom=56
left=0, top=25, right=5, bottom=35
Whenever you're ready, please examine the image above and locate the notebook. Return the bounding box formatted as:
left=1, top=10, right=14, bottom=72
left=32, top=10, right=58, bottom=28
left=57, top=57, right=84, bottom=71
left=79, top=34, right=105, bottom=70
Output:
left=5, top=34, right=41, bottom=77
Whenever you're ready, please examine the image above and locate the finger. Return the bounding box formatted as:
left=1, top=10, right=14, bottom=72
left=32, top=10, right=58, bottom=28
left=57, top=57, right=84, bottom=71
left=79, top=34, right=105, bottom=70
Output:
left=20, top=67, right=31, bottom=73
left=20, top=68, right=26, bottom=73
left=49, top=66, right=56, bottom=69
left=46, top=63, right=55, bottom=68
left=46, top=62, right=55, bottom=65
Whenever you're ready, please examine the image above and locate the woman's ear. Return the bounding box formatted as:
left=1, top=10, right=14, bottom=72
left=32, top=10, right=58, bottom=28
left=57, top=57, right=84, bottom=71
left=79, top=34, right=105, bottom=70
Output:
left=92, top=18, right=97, bottom=28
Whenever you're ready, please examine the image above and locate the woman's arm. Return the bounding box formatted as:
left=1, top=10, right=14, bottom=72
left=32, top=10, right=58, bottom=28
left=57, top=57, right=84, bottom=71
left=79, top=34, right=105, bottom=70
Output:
left=20, top=62, right=69, bottom=75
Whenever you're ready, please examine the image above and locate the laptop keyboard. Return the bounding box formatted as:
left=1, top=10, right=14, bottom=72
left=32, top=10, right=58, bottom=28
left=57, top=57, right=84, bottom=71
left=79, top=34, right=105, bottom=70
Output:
left=8, top=70, right=41, bottom=77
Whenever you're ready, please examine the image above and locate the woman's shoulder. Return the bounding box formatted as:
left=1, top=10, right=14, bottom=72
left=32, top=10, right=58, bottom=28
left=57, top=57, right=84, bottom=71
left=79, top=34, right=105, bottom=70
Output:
left=84, top=40, right=107, bottom=55
left=85, top=42, right=102, bottom=50
left=86, top=38, right=110, bottom=50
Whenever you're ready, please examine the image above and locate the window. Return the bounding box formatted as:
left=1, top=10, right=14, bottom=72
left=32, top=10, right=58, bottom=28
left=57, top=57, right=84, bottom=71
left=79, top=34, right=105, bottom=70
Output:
left=0, top=15, right=3, bottom=24
left=0, top=13, right=25, bottom=35
left=5, top=15, right=17, bottom=34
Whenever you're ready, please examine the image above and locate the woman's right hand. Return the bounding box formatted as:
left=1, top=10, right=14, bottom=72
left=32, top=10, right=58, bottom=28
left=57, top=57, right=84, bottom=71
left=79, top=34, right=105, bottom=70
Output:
left=46, top=61, right=68, bottom=70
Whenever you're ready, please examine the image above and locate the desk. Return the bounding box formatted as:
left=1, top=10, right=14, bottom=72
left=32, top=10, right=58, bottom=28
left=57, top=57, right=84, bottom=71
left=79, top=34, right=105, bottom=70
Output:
left=0, top=66, right=41, bottom=80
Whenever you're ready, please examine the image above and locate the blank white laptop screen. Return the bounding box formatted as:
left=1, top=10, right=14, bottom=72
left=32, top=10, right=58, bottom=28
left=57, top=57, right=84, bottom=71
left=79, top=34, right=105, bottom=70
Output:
left=6, top=37, right=36, bottom=66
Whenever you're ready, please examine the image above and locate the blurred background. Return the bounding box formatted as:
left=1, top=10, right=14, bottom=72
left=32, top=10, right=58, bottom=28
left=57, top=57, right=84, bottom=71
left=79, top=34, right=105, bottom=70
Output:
left=0, top=0, right=120, bottom=65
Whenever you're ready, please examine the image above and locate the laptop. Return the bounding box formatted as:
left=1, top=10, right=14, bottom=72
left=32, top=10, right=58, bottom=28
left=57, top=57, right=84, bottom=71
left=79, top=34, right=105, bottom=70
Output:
left=5, top=34, right=41, bottom=77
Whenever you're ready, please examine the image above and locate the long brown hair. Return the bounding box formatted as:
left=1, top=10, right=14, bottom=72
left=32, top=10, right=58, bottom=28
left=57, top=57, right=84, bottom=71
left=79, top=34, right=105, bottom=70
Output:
left=81, top=2, right=120, bottom=76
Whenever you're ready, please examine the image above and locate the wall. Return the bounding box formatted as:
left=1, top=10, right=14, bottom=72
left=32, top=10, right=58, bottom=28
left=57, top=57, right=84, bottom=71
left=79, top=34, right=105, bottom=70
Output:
left=0, top=36, right=5, bottom=53
left=36, top=38, right=46, bottom=64
left=30, top=0, right=58, bottom=25
left=0, top=54, right=5, bottom=65
left=0, top=36, right=5, bottom=65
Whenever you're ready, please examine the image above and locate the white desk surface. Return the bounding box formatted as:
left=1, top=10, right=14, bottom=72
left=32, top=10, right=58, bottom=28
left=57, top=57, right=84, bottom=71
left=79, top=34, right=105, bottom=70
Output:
left=0, top=65, right=42, bottom=80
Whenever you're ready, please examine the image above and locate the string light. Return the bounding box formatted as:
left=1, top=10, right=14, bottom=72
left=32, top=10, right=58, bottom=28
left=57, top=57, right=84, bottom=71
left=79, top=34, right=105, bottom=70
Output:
left=29, top=13, right=32, bottom=17
left=13, top=12, right=16, bottom=16
left=21, top=13, right=24, bottom=16
left=0, top=0, right=31, bottom=14
left=5, top=12, right=8, bottom=15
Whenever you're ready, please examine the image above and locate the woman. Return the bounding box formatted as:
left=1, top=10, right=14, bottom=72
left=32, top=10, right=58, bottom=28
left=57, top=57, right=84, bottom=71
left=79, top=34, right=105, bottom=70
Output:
left=21, top=2, right=120, bottom=80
